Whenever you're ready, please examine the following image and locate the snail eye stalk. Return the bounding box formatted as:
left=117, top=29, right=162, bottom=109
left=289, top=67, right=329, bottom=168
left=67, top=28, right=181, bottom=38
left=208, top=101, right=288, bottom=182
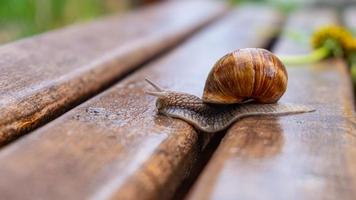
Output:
left=145, top=78, right=164, bottom=92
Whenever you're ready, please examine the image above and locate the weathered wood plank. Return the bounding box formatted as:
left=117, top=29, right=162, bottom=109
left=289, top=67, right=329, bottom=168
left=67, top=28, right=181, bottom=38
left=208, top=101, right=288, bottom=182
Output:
left=0, top=1, right=227, bottom=145
left=187, top=9, right=356, bottom=200
left=0, top=7, right=282, bottom=200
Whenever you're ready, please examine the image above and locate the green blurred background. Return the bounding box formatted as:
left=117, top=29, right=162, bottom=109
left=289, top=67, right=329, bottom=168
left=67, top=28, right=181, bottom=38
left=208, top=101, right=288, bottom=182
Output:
left=0, top=0, right=157, bottom=44
left=0, top=0, right=350, bottom=45
left=0, top=0, right=298, bottom=44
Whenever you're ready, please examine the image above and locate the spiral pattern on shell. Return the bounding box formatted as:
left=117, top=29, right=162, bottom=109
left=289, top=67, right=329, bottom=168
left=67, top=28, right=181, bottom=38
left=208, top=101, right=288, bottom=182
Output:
left=202, top=48, right=288, bottom=104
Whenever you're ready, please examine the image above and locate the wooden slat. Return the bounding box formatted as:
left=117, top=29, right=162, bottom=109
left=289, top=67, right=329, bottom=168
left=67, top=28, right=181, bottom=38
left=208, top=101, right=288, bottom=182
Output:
left=0, top=1, right=227, bottom=145
left=187, top=9, right=356, bottom=200
left=0, top=7, right=282, bottom=200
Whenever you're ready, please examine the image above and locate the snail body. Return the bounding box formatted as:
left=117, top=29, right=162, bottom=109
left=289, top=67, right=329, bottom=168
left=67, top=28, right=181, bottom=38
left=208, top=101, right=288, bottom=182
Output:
left=145, top=48, right=314, bottom=133
left=147, top=89, right=313, bottom=133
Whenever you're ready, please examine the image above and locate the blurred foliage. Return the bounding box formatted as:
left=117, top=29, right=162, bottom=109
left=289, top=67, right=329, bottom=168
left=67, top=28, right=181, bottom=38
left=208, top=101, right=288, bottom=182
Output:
left=0, top=0, right=132, bottom=43
left=230, top=0, right=300, bottom=13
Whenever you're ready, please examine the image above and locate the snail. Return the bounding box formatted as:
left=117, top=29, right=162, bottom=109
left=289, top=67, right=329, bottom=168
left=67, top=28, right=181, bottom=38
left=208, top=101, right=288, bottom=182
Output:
left=146, top=48, right=315, bottom=133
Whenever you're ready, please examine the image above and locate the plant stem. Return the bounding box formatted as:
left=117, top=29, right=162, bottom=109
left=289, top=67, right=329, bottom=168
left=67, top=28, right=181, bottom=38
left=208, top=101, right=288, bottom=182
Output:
left=278, top=46, right=330, bottom=66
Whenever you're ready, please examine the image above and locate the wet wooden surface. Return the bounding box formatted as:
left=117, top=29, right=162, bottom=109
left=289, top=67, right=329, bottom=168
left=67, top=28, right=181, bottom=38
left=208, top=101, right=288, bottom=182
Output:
left=0, top=1, right=227, bottom=145
left=0, top=7, right=282, bottom=200
left=187, top=9, right=356, bottom=200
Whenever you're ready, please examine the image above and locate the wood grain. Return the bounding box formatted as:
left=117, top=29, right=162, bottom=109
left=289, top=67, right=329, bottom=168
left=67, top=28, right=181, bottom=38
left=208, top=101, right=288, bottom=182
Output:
left=0, top=1, right=227, bottom=145
left=0, top=7, right=282, bottom=200
left=187, top=9, right=356, bottom=200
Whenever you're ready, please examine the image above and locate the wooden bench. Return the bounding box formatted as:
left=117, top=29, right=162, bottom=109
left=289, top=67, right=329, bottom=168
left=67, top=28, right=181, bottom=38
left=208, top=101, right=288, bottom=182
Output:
left=0, top=1, right=226, bottom=145
left=0, top=2, right=355, bottom=200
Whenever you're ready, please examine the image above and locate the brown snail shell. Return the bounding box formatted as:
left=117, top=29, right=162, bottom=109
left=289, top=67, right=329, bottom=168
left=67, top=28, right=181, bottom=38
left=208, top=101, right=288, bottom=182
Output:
left=202, top=48, right=287, bottom=104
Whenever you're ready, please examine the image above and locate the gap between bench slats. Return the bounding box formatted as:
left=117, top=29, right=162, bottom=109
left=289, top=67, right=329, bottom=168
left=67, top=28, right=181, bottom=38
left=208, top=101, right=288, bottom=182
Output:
left=0, top=6, right=282, bottom=200
left=187, top=8, right=356, bottom=200
left=0, top=1, right=227, bottom=145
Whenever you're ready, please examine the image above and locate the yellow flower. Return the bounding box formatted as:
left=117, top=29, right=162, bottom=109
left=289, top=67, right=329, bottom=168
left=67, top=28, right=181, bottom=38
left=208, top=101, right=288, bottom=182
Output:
left=311, top=25, right=356, bottom=55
